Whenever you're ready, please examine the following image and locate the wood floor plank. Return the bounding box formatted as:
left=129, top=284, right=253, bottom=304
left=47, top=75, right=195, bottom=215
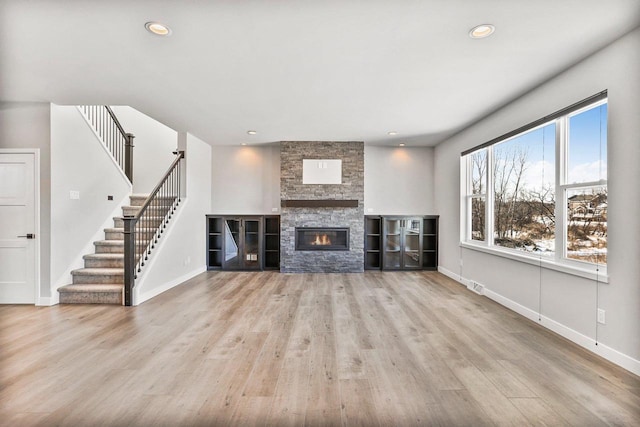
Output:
left=444, top=358, right=531, bottom=426
left=338, top=379, right=379, bottom=427
left=306, top=332, right=341, bottom=425
left=193, top=332, right=269, bottom=424
left=0, top=270, right=638, bottom=427
left=510, top=397, right=572, bottom=426
left=267, top=356, right=310, bottom=426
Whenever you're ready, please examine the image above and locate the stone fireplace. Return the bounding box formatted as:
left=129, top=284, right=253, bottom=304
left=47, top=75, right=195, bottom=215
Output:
left=280, top=141, right=364, bottom=273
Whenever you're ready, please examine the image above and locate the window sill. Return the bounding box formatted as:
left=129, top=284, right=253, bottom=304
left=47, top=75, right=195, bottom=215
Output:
left=459, top=241, right=608, bottom=283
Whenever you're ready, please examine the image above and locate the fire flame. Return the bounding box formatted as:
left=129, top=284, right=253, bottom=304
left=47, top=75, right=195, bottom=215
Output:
left=312, top=233, right=331, bottom=245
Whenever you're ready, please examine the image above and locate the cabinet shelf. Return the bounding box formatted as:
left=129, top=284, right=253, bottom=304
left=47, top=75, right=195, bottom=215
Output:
left=364, top=216, right=382, bottom=269
left=422, top=216, right=439, bottom=269
left=206, top=215, right=280, bottom=271
left=365, top=215, right=439, bottom=271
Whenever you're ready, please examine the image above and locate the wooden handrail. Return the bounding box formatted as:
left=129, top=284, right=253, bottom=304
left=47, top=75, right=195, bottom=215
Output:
left=104, top=106, right=129, bottom=138
left=122, top=150, right=185, bottom=306
left=79, top=105, right=135, bottom=182
left=134, top=151, right=184, bottom=219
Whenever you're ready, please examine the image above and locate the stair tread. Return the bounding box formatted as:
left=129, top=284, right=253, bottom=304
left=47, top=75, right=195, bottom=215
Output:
left=58, top=283, right=123, bottom=293
left=113, top=216, right=165, bottom=220
left=84, top=253, right=124, bottom=259
left=130, top=195, right=173, bottom=199
left=123, top=207, right=169, bottom=211
left=105, top=227, right=160, bottom=231
left=72, top=268, right=124, bottom=275
left=58, top=191, right=178, bottom=304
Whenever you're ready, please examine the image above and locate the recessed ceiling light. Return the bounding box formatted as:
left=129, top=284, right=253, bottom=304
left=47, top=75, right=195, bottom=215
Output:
left=399, top=143, right=405, bottom=147
left=388, top=131, right=398, bottom=136
left=145, top=22, right=172, bottom=36
left=241, top=143, right=248, bottom=146
left=247, top=130, right=257, bottom=135
left=469, top=24, right=495, bottom=39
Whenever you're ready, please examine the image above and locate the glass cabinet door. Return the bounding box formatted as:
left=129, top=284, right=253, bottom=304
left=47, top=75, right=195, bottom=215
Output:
left=224, top=219, right=241, bottom=269
left=243, top=219, right=261, bottom=270
left=384, top=219, right=402, bottom=269
left=383, top=217, right=422, bottom=270
left=403, top=218, right=422, bottom=269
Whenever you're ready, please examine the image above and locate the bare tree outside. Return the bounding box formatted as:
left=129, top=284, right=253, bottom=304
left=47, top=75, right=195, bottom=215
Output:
left=466, top=101, right=607, bottom=266
left=470, top=150, right=486, bottom=241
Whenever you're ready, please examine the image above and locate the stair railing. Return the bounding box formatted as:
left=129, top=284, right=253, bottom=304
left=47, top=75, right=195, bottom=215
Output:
left=122, top=151, right=185, bottom=306
left=79, top=105, right=135, bottom=182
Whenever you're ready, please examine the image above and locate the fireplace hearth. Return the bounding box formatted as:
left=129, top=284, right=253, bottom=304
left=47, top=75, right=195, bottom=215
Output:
left=295, top=227, right=349, bottom=251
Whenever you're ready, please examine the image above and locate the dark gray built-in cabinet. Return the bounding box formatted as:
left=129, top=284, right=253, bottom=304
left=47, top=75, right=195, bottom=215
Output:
left=365, top=215, right=438, bottom=271
left=206, top=215, right=280, bottom=271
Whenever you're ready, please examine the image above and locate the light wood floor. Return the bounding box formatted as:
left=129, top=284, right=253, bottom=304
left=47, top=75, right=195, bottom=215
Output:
left=1, top=271, right=639, bottom=426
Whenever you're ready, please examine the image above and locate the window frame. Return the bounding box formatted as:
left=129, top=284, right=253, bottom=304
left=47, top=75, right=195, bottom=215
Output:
left=460, top=96, right=608, bottom=282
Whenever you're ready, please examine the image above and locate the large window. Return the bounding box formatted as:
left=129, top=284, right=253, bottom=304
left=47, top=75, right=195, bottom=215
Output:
left=462, top=95, right=607, bottom=270
left=565, top=103, right=608, bottom=264
left=493, top=123, right=556, bottom=254
left=468, top=150, right=486, bottom=241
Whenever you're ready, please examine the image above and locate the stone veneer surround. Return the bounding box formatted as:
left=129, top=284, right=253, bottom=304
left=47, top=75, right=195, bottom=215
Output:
left=280, top=141, right=364, bottom=273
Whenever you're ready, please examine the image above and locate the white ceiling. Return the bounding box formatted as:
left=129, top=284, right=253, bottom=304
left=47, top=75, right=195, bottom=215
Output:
left=1, top=0, right=639, bottom=146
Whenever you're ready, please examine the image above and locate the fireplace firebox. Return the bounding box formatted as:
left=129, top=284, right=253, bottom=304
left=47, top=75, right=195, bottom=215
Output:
left=295, top=227, right=349, bottom=251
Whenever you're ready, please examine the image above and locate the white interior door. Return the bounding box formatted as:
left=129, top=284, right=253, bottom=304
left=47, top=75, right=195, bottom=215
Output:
left=0, top=152, right=36, bottom=304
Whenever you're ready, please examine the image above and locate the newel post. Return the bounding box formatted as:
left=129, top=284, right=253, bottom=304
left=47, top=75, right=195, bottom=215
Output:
left=125, top=133, right=135, bottom=183
left=123, top=215, right=137, bottom=306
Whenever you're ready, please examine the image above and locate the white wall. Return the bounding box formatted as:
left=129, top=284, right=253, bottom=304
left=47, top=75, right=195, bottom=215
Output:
left=210, top=144, right=436, bottom=216
left=434, top=28, right=640, bottom=373
left=0, top=102, right=51, bottom=302
left=110, top=106, right=178, bottom=194
left=50, top=105, right=131, bottom=298
left=211, top=144, right=280, bottom=214
left=364, top=146, right=435, bottom=215
left=134, top=132, right=212, bottom=304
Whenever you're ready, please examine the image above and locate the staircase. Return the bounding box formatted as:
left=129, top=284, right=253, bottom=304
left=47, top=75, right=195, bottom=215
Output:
left=58, top=194, right=148, bottom=304
left=58, top=106, right=184, bottom=306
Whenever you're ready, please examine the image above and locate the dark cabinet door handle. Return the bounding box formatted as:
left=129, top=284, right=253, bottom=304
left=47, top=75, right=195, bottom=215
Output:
left=17, top=234, right=35, bottom=239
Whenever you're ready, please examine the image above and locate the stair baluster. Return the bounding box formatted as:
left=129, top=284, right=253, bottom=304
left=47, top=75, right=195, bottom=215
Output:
left=79, top=105, right=135, bottom=183
left=123, top=151, right=185, bottom=306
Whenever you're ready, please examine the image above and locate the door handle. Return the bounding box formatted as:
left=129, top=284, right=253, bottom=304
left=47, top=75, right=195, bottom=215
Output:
left=17, top=233, right=35, bottom=239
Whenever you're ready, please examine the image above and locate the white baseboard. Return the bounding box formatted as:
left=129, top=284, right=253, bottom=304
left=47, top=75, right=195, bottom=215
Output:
left=438, top=266, right=640, bottom=376
left=438, top=266, right=482, bottom=293
left=135, top=266, right=206, bottom=305
left=438, top=265, right=464, bottom=284
left=36, top=294, right=59, bottom=306
left=483, top=288, right=540, bottom=324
